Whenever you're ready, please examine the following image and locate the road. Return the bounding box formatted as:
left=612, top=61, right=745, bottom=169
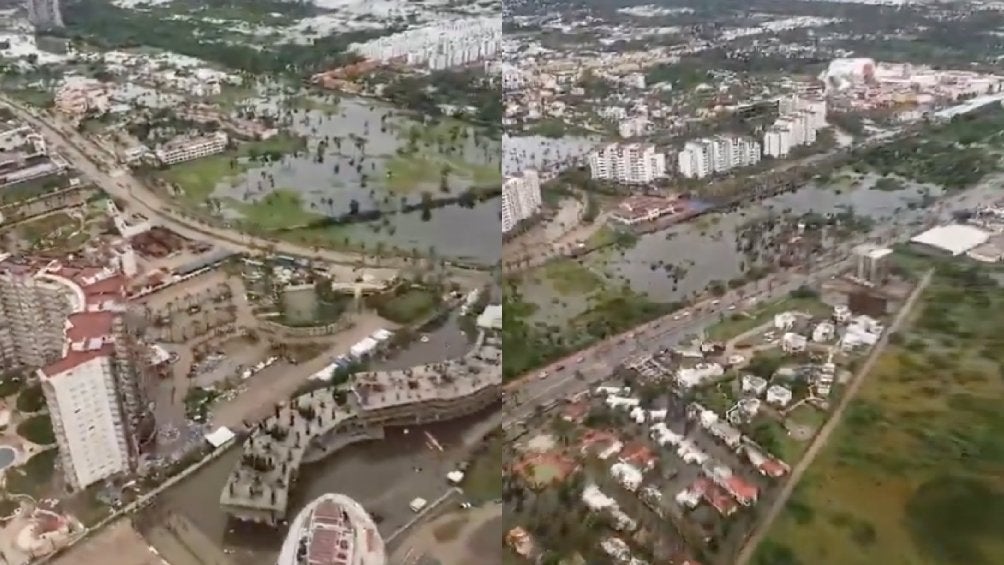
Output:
left=734, top=268, right=933, bottom=565
left=502, top=172, right=1002, bottom=428
left=0, top=98, right=482, bottom=278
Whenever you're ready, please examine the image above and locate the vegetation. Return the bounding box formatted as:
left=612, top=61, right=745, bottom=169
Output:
left=502, top=279, right=676, bottom=381
left=367, top=286, right=441, bottom=324
left=15, top=384, right=46, bottom=413
left=853, top=104, right=1004, bottom=190
left=17, top=414, right=54, bottom=445
left=184, top=387, right=220, bottom=423
left=5, top=450, right=57, bottom=498
left=759, top=261, right=1004, bottom=564
left=61, top=0, right=387, bottom=76
left=0, top=374, right=24, bottom=398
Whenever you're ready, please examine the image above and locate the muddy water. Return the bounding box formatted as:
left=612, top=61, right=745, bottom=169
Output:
left=153, top=314, right=494, bottom=562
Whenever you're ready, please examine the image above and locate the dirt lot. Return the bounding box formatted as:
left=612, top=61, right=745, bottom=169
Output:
left=51, top=520, right=164, bottom=565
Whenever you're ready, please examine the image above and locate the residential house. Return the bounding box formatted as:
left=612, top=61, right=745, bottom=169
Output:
left=741, top=374, right=768, bottom=396
left=782, top=332, right=808, bottom=353
left=766, top=384, right=793, bottom=408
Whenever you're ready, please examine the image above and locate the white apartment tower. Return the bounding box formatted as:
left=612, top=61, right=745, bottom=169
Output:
left=588, top=143, right=667, bottom=185
left=765, top=96, right=827, bottom=158
left=502, top=170, right=542, bottom=233
left=678, top=136, right=761, bottom=179
left=0, top=256, right=154, bottom=491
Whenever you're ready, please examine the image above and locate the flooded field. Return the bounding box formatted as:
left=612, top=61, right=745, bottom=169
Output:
left=173, top=93, right=502, bottom=262
left=524, top=174, right=942, bottom=324
left=503, top=133, right=599, bottom=176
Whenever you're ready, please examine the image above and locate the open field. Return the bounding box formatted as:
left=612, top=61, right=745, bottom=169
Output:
left=756, top=263, right=1004, bottom=565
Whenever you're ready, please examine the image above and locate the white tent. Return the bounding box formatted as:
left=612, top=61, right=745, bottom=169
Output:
left=205, top=426, right=235, bottom=448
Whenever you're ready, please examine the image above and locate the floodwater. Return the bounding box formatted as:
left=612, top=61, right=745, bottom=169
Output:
left=153, top=313, right=491, bottom=562
left=217, top=95, right=502, bottom=262
left=503, top=134, right=600, bottom=176
left=522, top=174, right=942, bottom=325
left=601, top=175, right=941, bottom=303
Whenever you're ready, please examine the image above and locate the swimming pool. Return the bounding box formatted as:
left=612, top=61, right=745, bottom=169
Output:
left=0, top=447, right=18, bottom=470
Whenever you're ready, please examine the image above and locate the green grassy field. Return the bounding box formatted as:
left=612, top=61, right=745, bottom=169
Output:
left=756, top=263, right=1004, bottom=565
left=231, top=189, right=321, bottom=231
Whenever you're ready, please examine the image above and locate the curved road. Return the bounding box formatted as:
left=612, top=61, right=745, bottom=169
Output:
left=1, top=98, right=484, bottom=278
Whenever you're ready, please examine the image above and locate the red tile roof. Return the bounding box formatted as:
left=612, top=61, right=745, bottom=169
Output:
left=40, top=344, right=114, bottom=377
left=65, top=311, right=115, bottom=342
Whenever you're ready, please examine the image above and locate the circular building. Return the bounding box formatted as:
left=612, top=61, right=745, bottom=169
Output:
left=277, top=493, right=385, bottom=565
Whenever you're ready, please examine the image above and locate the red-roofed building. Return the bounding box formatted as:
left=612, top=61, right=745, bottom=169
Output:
left=723, top=475, right=759, bottom=506
left=0, top=253, right=156, bottom=491
left=619, top=441, right=658, bottom=472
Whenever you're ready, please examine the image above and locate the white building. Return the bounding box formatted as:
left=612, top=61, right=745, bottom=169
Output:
left=610, top=462, right=643, bottom=491
left=677, top=136, right=760, bottom=179
left=812, top=322, right=835, bottom=343
left=502, top=170, right=542, bottom=233
left=588, top=143, right=667, bottom=185
left=782, top=332, right=808, bottom=353
left=764, top=96, right=827, bottom=158
left=741, top=374, right=768, bottom=396
left=350, top=17, right=501, bottom=71
left=155, top=131, right=228, bottom=166
left=765, top=385, right=793, bottom=408
left=32, top=267, right=152, bottom=491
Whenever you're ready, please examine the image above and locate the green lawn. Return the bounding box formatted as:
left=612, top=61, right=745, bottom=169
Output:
left=156, top=133, right=306, bottom=204
left=757, top=264, right=1004, bottom=565
left=16, top=383, right=46, bottom=413
left=232, top=189, right=321, bottom=231
left=5, top=449, right=57, bottom=498
left=17, top=414, right=54, bottom=445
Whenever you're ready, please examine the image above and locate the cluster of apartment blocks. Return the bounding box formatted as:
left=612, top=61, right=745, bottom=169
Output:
left=677, top=136, right=761, bottom=180
left=588, top=143, right=668, bottom=185
left=0, top=252, right=153, bottom=491
left=763, top=95, right=827, bottom=158
left=589, top=96, right=828, bottom=183
left=350, top=17, right=501, bottom=71
left=502, top=170, right=542, bottom=233
left=220, top=332, right=502, bottom=524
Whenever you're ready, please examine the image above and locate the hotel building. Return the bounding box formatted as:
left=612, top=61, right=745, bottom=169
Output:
left=154, top=131, right=229, bottom=166
left=588, top=143, right=667, bottom=185
left=0, top=254, right=154, bottom=490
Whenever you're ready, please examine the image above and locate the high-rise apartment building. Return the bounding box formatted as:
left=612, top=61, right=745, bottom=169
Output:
left=0, top=254, right=154, bottom=491
left=764, top=96, right=827, bottom=158
left=677, top=136, right=761, bottom=179
left=588, top=143, right=667, bottom=185
left=26, top=0, right=63, bottom=29
left=502, top=170, right=542, bottom=233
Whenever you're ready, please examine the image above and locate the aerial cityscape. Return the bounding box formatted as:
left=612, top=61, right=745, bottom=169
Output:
left=0, top=0, right=1000, bottom=564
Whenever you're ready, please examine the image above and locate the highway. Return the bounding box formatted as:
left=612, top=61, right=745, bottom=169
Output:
left=0, top=98, right=473, bottom=276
